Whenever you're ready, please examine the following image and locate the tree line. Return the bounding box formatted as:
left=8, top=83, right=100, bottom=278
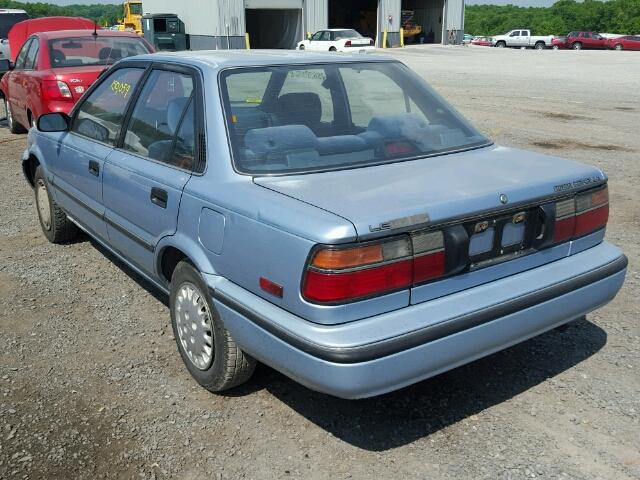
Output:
left=0, top=0, right=122, bottom=27
left=465, top=0, right=640, bottom=36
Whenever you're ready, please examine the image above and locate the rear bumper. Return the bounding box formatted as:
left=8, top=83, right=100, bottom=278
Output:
left=207, top=242, right=626, bottom=399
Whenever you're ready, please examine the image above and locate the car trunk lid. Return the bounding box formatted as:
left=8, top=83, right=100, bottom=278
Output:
left=254, top=145, right=605, bottom=239
left=51, top=65, right=104, bottom=100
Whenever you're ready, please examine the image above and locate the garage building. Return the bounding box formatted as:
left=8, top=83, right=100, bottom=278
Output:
left=142, top=0, right=465, bottom=50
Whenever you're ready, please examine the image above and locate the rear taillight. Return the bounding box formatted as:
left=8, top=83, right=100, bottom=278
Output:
left=554, top=186, right=609, bottom=243
left=345, top=40, right=352, bottom=47
left=41, top=80, right=72, bottom=100
left=303, top=233, right=447, bottom=304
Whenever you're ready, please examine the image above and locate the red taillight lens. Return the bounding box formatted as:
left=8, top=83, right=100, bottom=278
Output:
left=554, top=187, right=608, bottom=243
left=345, top=40, right=352, bottom=47
left=41, top=80, right=72, bottom=100
left=303, top=233, right=446, bottom=304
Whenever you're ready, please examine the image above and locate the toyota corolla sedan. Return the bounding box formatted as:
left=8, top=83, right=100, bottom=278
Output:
left=24, top=51, right=626, bottom=399
left=0, top=29, right=153, bottom=133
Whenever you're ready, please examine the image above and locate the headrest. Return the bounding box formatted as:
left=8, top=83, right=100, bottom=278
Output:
left=275, top=93, right=322, bottom=126
left=367, top=113, right=429, bottom=138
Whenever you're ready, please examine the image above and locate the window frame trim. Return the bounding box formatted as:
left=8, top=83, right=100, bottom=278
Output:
left=115, top=62, right=205, bottom=174
left=68, top=61, right=151, bottom=148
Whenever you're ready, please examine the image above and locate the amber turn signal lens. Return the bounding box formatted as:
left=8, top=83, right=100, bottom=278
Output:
left=311, top=244, right=384, bottom=270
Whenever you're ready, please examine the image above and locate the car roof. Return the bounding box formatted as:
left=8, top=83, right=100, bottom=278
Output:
left=35, top=29, right=142, bottom=40
left=126, top=50, right=393, bottom=70
left=323, top=28, right=358, bottom=32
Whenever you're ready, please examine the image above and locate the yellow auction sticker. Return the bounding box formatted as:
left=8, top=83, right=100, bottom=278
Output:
left=111, top=80, right=132, bottom=98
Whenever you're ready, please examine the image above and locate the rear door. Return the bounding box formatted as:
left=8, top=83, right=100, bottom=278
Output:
left=102, top=65, right=200, bottom=275
left=519, top=30, right=531, bottom=46
left=52, top=66, right=146, bottom=241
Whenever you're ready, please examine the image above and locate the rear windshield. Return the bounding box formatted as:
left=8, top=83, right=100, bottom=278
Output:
left=220, top=61, right=490, bottom=175
left=48, top=36, right=150, bottom=68
left=334, top=30, right=362, bottom=39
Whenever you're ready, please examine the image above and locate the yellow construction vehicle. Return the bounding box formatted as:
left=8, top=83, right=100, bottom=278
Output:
left=115, top=1, right=143, bottom=35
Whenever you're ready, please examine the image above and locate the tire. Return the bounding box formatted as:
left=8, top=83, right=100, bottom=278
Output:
left=534, top=42, right=545, bottom=50
left=299, top=45, right=305, bottom=50
left=29, top=112, right=36, bottom=129
left=33, top=166, right=78, bottom=243
left=552, top=45, right=560, bottom=50
left=614, top=44, right=623, bottom=51
left=170, top=261, right=256, bottom=392
left=329, top=46, right=337, bottom=52
left=495, top=41, right=506, bottom=48
left=572, top=42, right=582, bottom=50
left=4, top=97, right=27, bottom=134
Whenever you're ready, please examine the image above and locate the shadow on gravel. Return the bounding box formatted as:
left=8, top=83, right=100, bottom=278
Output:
left=243, top=319, right=606, bottom=451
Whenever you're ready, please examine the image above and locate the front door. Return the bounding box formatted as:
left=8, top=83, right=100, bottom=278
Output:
left=102, top=67, right=198, bottom=275
left=52, top=66, right=146, bottom=240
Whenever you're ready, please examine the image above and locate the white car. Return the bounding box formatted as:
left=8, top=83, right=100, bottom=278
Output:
left=297, top=29, right=375, bottom=52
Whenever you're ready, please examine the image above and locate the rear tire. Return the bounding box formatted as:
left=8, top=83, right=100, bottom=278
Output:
left=170, top=261, right=256, bottom=392
left=614, top=44, right=623, bottom=50
left=33, top=166, right=78, bottom=243
left=495, top=41, right=506, bottom=48
left=329, top=46, right=337, bottom=52
left=534, top=42, right=545, bottom=50
left=4, top=97, right=26, bottom=134
left=552, top=45, right=559, bottom=50
left=572, top=42, right=582, bottom=50
left=299, top=45, right=305, bottom=50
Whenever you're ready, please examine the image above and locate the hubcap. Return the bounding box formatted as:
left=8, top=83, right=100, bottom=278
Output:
left=5, top=100, right=13, bottom=126
left=36, top=179, right=51, bottom=231
left=175, top=282, right=214, bottom=370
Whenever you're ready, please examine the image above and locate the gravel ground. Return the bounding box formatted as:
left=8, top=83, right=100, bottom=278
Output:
left=0, top=46, right=638, bottom=480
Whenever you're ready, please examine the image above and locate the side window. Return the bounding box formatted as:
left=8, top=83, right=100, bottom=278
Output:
left=72, top=67, right=144, bottom=145
left=311, top=32, right=323, bottom=41
left=509, top=31, right=519, bottom=37
left=340, top=67, right=428, bottom=129
left=24, top=40, right=39, bottom=70
left=320, top=31, right=331, bottom=41
left=123, top=69, right=195, bottom=168
left=279, top=68, right=334, bottom=125
left=13, top=39, right=32, bottom=70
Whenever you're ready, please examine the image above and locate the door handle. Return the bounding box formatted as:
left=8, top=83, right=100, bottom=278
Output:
left=150, top=187, right=168, bottom=208
left=88, top=160, right=100, bottom=176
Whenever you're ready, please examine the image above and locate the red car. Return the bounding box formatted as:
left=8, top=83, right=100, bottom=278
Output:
left=471, top=36, right=493, bottom=46
left=606, top=35, right=640, bottom=51
left=551, top=36, right=568, bottom=49
left=0, top=29, right=153, bottom=133
left=565, top=31, right=607, bottom=50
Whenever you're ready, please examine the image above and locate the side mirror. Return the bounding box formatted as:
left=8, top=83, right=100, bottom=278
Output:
left=0, top=58, right=11, bottom=72
left=37, top=112, right=70, bottom=132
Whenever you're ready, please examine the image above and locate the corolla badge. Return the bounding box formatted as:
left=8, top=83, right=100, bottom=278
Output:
left=499, top=194, right=509, bottom=204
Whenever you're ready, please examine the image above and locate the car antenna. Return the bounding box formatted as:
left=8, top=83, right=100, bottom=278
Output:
left=93, top=20, right=98, bottom=37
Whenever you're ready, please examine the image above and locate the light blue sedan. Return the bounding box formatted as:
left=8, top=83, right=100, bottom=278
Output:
left=25, top=51, right=626, bottom=399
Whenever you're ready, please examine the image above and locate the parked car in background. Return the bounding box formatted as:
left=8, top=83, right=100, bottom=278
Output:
left=0, top=8, right=29, bottom=73
left=24, top=50, right=626, bottom=399
left=471, top=36, right=493, bottom=46
left=463, top=33, right=474, bottom=44
left=565, top=31, right=607, bottom=50
left=493, top=29, right=554, bottom=49
left=297, top=29, right=374, bottom=52
left=0, top=29, right=153, bottom=133
left=606, top=35, right=640, bottom=50
left=551, top=36, right=568, bottom=49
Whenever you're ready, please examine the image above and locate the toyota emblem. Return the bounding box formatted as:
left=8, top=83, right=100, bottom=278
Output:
left=499, top=194, right=509, bottom=204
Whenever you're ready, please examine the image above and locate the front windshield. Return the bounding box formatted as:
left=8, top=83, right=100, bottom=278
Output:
left=221, top=61, right=491, bottom=175
left=48, top=36, right=150, bottom=68
left=334, top=30, right=362, bottom=39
